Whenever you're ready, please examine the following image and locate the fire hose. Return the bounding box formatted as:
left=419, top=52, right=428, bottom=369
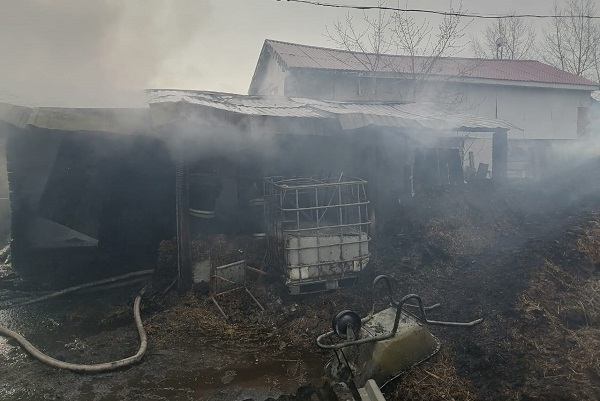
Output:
left=0, top=273, right=150, bottom=373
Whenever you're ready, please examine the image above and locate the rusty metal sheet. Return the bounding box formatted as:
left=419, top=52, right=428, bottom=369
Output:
left=148, top=90, right=326, bottom=118
left=297, top=98, right=520, bottom=131
left=0, top=90, right=519, bottom=136
left=0, top=102, right=151, bottom=135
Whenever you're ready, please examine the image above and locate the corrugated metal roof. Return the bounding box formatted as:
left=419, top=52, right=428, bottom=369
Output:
left=264, top=39, right=599, bottom=88
left=297, top=98, right=519, bottom=131
left=0, top=90, right=517, bottom=135
left=0, top=102, right=151, bottom=135
left=149, top=89, right=518, bottom=132
left=148, top=90, right=325, bottom=118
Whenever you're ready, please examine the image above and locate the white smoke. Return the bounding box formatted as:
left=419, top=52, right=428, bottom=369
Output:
left=0, top=0, right=212, bottom=108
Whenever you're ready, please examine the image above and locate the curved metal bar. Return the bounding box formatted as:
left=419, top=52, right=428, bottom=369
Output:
left=397, top=294, right=483, bottom=327
left=317, top=325, right=397, bottom=350
left=316, top=277, right=483, bottom=350
left=370, top=275, right=396, bottom=316
left=404, top=302, right=441, bottom=311
left=370, top=275, right=439, bottom=313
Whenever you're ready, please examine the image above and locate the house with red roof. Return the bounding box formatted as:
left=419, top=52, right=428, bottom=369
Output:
left=250, top=40, right=600, bottom=177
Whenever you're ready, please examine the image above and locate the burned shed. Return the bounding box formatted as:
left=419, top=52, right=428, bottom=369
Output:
left=147, top=90, right=517, bottom=292
left=148, top=90, right=516, bottom=222
left=0, top=91, right=515, bottom=293
left=0, top=102, right=175, bottom=271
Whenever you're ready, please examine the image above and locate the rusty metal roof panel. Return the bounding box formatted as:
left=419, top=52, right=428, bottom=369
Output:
left=148, top=90, right=326, bottom=118
left=0, top=102, right=151, bottom=134
left=297, top=98, right=520, bottom=131
left=148, top=90, right=518, bottom=132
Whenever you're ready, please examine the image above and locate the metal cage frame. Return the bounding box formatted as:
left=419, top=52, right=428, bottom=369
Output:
left=264, top=174, right=371, bottom=293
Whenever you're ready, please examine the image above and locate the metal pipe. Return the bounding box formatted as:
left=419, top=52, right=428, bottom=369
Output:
left=272, top=178, right=368, bottom=190
left=370, top=275, right=395, bottom=316
left=212, top=275, right=237, bottom=285
left=269, top=199, right=369, bottom=211
left=284, top=238, right=371, bottom=252
left=282, top=222, right=370, bottom=233
left=284, top=255, right=370, bottom=270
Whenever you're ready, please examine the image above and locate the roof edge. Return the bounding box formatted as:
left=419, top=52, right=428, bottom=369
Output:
left=288, top=66, right=600, bottom=91
left=265, top=39, right=541, bottom=64
left=249, top=40, right=290, bottom=95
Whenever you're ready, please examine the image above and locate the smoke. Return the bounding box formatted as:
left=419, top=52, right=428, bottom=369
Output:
left=0, top=0, right=211, bottom=107
left=552, top=113, right=600, bottom=163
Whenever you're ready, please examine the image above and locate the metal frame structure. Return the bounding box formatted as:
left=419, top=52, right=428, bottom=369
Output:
left=210, top=260, right=265, bottom=320
left=264, top=174, right=371, bottom=294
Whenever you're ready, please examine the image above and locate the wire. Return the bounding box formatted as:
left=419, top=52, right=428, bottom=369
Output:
left=281, top=0, right=600, bottom=20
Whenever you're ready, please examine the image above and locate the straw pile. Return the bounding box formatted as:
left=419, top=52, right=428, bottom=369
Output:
left=577, top=216, right=600, bottom=265
left=512, top=259, right=600, bottom=400
left=386, top=347, right=477, bottom=401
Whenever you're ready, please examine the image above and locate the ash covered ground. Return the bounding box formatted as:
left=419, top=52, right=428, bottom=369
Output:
left=1, top=164, right=600, bottom=401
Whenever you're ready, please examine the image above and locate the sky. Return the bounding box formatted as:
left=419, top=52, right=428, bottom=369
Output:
left=0, top=0, right=568, bottom=107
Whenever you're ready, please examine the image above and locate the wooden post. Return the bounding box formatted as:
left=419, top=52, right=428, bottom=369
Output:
left=175, top=142, right=193, bottom=293
left=5, top=130, right=26, bottom=267
left=492, top=129, right=508, bottom=182
left=448, top=148, right=464, bottom=186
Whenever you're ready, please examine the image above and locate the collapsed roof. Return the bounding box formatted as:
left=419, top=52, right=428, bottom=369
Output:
left=0, top=89, right=519, bottom=137
left=148, top=90, right=519, bottom=133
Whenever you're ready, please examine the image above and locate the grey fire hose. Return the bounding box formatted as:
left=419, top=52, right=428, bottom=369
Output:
left=0, top=286, right=148, bottom=373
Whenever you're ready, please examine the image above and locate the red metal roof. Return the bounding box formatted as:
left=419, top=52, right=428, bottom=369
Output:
left=264, top=39, right=599, bottom=88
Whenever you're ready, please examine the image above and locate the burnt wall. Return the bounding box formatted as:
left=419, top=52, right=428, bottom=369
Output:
left=347, top=128, right=414, bottom=227
left=97, top=134, right=176, bottom=263
left=5, top=125, right=61, bottom=264
left=6, top=127, right=175, bottom=270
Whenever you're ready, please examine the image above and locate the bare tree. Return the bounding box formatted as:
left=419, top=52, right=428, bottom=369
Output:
left=471, top=12, right=536, bottom=60
left=325, top=1, right=471, bottom=101
left=595, top=49, right=600, bottom=83
left=325, top=0, right=393, bottom=75
left=390, top=1, right=470, bottom=101
left=541, top=0, right=600, bottom=80
left=390, top=2, right=468, bottom=73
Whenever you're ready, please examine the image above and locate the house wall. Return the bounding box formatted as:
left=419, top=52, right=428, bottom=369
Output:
left=256, top=67, right=590, bottom=179
left=261, top=67, right=593, bottom=140
left=250, top=55, right=291, bottom=96
left=459, top=83, right=592, bottom=140
left=507, top=138, right=578, bottom=179
left=284, top=70, right=410, bottom=101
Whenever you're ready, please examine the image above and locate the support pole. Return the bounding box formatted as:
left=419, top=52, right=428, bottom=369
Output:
left=492, top=129, right=508, bottom=183
left=175, top=142, right=193, bottom=293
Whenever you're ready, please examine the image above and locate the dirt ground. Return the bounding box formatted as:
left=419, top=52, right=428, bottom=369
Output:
left=1, top=163, right=600, bottom=400
left=145, top=166, right=600, bottom=400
